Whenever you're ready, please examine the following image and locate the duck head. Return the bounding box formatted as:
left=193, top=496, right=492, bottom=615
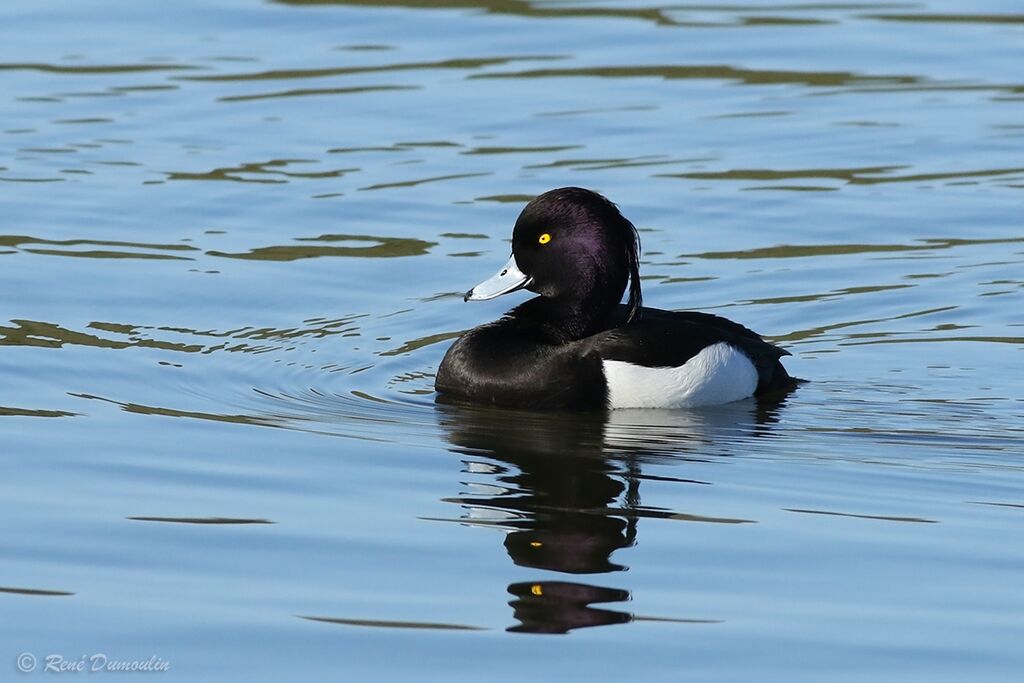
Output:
left=465, top=187, right=643, bottom=331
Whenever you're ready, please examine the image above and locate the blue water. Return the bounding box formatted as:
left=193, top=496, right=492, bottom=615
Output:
left=2, top=1, right=1023, bottom=680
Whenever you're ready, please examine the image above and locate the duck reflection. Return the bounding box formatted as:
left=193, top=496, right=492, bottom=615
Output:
left=434, top=395, right=790, bottom=633
left=507, top=581, right=630, bottom=634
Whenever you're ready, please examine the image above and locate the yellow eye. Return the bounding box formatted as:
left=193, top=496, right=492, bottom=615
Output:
left=538, top=233, right=551, bottom=245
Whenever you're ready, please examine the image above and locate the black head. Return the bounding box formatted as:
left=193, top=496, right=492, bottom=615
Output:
left=511, top=187, right=643, bottom=322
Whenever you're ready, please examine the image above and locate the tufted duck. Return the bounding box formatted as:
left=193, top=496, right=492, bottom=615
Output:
left=435, top=187, right=800, bottom=410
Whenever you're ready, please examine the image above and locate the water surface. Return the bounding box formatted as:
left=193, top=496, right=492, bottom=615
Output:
left=2, top=1, right=1023, bottom=681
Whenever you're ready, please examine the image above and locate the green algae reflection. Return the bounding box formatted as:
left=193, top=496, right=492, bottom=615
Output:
left=208, top=234, right=436, bottom=261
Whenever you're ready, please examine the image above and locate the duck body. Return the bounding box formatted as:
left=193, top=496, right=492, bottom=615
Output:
left=437, top=303, right=794, bottom=410
left=435, top=187, right=799, bottom=411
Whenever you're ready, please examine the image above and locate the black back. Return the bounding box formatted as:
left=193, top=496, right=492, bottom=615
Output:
left=584, top=305, right=796, bottom=396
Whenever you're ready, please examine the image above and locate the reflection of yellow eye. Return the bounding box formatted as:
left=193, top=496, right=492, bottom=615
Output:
left=531, top=584, right=544, bottom=596
left=529, top=541, right=543, bottom=548
left=538, top=233, right=551, bottom=245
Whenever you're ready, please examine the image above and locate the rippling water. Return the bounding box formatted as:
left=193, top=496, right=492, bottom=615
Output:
left=2, top=1, right=1023, bottom=680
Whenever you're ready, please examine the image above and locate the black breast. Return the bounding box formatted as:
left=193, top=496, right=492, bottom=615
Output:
left=435, top=320, right=608, bottom=410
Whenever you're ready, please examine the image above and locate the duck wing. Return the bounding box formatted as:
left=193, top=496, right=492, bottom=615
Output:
left=586, top=306, right=795, bottom=395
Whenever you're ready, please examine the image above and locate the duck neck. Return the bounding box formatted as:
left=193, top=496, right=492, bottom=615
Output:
left=513, top=288, right=618, bottom=343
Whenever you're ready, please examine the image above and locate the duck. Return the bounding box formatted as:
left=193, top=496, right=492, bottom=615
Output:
left=435, top=187, right=800, bottom=410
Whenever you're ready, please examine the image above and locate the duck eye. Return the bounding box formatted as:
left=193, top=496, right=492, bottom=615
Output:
left=538, top=233, right=552, bottom=245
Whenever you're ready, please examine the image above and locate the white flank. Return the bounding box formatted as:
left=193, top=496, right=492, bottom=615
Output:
left=602, top=342, right=758, bottom=409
